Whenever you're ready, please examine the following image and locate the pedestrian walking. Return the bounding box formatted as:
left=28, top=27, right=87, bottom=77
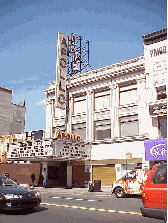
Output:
left=31, top=172, right=35, bottom=186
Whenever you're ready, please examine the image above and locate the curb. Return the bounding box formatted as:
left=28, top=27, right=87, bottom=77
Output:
left=33, top=186, right=113, bottom=196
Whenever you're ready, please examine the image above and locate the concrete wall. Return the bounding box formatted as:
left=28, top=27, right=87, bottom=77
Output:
left=91, top=141, right=145, bottom=160
left=10, top=104, right=26, bottom=134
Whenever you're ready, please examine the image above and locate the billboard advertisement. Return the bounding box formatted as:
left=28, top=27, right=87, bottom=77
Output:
left=144, top=138, right=167, bottom=161
left=55, top=32, right=68, bottom=110
left=0, top=134, right=26, bottom=163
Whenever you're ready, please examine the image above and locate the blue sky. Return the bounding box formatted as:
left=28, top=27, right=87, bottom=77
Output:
left=0, top=0, right=167, bottom=132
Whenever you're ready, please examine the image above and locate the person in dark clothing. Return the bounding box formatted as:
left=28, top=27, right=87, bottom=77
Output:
left=4, top=172, right=9, bottom=178
left=38, top=174, right=44, bottom=186
left=31, top=172, right=35, bottom=185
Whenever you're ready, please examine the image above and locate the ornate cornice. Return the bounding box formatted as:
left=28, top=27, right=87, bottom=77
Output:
left=44, top=56, right=145, bottom=96
left=142, top=28, right=167, bottom=45
left=90, top=134, right=149, bottom=145
left=67, top=56, right=144, bottom=89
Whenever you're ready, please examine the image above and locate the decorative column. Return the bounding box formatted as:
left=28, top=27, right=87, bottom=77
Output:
left=110, top=83, right=119, bottom=138
left=45, top=100, right=53, bottom=139
left=42, top=162, right=48, bottom=186
left=51, top=99, right=54, bottom=138
left=137, top=78, right=148, bottom=135
left=137, top=77, right=150, bottom=169
left=67, top=160, right=73, bottom=188
left=86, top=90, right=94, bottom=141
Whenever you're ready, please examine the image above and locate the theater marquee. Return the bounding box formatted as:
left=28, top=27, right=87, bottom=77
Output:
left=55, top=32, right=68, bottom=109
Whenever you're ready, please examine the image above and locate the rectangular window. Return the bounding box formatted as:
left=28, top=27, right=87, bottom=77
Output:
left=73, top=96, right=86, bottom=115
left=159, top=116, right=167, bottom=138
left=95, top=129, right=111, bottom=140
left=95, top=120, right=111, bottom=140
left=157, top=85, right=167, bottom=100
left=73, top=123, right=86, bottom=140
left=120, top=115, right=139, bottom=137
left=95, top=91, right=110, bottom=110
left=125, top=171, right=136, bottom=180
left=119, top=82, right=137, bottom=106
left=152, top=164, right=167, bottom=184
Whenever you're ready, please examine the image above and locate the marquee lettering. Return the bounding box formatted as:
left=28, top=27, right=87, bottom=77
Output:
left=56, top=130, right=81, bottom=142
left=56, top=33, right=68, bottom=109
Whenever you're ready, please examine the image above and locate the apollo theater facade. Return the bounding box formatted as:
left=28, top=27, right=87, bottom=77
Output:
left=44, top=31, right=151, bottom=186
left=5, top=29, right=166, bottom=187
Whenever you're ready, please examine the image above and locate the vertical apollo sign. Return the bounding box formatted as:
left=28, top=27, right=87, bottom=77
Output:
left=55, top=32, right=68, bottom=109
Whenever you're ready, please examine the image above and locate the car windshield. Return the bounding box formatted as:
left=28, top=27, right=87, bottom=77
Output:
left=0, top=177, right=17, bottom=186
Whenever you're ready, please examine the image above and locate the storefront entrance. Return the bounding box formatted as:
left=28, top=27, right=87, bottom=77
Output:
left=48, top=161, right=67, bottom=187
left=92, top=164, right=116, bottom=186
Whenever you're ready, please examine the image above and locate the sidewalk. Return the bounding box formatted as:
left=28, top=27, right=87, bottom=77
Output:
left=33, top=186, right=112, bottom=195
left=18, top=183, right=112, bottom=195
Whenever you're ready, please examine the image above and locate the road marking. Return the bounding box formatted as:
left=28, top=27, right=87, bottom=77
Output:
left=95, top=195, right=111, bottom=197
left=89, top=208, right=96, bottom=211
left=50, top=197, right=97, bottom=202
left=71, top=206, right=78, bottom=209
left=41, top=203, right=142, bottom=216
left=97, top=208, right=106, bottom=212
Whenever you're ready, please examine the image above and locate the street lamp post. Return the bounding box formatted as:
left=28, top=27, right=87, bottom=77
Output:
left=126, top=151, right=132, bottom=173
left=126, top=158, right=127, bottom=172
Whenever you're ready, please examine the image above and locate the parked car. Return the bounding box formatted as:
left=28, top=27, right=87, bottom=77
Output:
left=140, top=163, right=167, bottom=222
left=112, top=169, right=150, bottom=198
left=0, top=176, right=41, bottom=211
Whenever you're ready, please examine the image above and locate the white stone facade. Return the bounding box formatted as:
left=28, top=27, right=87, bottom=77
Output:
left=44, top=28, right=167, bottom=184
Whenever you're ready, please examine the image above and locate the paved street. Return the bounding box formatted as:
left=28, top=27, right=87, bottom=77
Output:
left=0, top=187, right=164, bottom=223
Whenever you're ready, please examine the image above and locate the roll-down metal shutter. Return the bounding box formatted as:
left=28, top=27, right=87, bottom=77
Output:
left=92, top=165, right=116, bottom=186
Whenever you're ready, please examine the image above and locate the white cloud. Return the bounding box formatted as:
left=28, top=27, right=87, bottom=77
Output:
left=36, top=98, right=47, bottom=105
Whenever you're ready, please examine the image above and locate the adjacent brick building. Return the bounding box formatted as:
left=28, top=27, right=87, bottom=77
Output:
left=0, top=87, right=26, bottom=135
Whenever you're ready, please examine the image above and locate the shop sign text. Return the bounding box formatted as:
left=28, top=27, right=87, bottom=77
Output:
left=145, top=139, right=167, bottom=161
left=150, top=144, right=167, bottom=160
left=149, top=103, right=167, bottom=116
left=56, top=32, right=68, bottom=109
left=55, top=130, right=81, bottom=142
left=150, top=46, right=167, bottom=57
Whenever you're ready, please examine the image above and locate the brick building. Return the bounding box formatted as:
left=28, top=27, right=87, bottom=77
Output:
left=0, top=87, right=26, bottom=135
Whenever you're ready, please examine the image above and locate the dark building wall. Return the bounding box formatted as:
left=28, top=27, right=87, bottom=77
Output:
left=0, top=163, right=41, bottom=185
left=47, top=161, right=67, bottom=187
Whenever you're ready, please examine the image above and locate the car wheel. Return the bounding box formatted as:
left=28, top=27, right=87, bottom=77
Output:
left=115, top=188, right=125, bottom=198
